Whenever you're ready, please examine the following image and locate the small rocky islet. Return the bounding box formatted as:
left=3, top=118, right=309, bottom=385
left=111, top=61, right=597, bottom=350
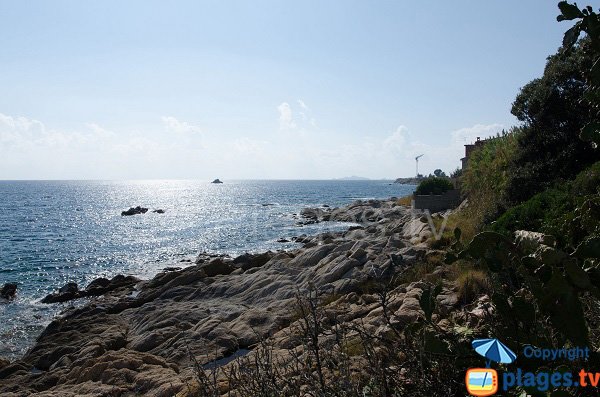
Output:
left=121, top=206, right=165, bottom=216
left=0, top=198, right=469, bottom=396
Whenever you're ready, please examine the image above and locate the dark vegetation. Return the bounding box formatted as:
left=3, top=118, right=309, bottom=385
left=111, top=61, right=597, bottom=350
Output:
left=415, top=176, right=454, bottom=195
left=440, top=3, right=600, bottom=395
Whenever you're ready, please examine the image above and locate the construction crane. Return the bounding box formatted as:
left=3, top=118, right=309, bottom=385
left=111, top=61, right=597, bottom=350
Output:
left=415, top=154, right=424, bottom=178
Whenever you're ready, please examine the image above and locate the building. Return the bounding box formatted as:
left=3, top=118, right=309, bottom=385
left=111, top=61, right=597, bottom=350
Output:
left=461, top=137, right=487, bottom=169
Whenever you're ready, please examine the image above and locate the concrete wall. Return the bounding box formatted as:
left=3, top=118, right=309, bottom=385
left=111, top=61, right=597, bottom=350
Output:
left=413, top=189, right=461, bottom=213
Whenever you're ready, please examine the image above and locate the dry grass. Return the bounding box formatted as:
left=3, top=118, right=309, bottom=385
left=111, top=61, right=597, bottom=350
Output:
left=396, top=195, right=413, bottom=207
left=456, top=269, right=491, bottom=305
left=425, top=203, right=486, bottom=250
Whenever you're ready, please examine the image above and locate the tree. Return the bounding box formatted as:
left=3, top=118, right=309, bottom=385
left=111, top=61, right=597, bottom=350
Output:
left=433, top=169, right=447, bottom=178
left=506, top=35, right=599, bottom=203
left=450, top=168, right=463, bottom=178
left=557, top=1, right=600, bottom=146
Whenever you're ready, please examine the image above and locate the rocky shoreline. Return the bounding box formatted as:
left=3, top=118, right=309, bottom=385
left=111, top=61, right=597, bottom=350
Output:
left=0, top=198, right=451, bottom=396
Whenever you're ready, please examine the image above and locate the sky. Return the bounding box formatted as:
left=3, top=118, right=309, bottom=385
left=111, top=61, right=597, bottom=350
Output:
left=0, top=0, right=584, bottom=180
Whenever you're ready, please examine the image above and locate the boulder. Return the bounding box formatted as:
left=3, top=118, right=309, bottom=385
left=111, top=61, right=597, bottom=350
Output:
left=1, top=283, right=17, bottom=301
left=152, top=209, right=165, bottom=214
left=468, top=295, right=493, bottom=326
left=42, top=275, right=140, bottom=303
left=121, top=206, right=148, bottom=216
left=85, top=277, right=111, bottom=293
left=195, top=252, right=229, bottom=265
left=85, top=275, right=139, bottom=297
left=233, top=252, right=274, bottom=271
left=300, top=207, right=330, bottom=222
left=211, top=179, right=223, bottom=184
left=391, top=286, right=425, bottom=325
left=199, top=258, right=235, bottom=277
left=41, top=282, right=81, bottom=303
left=436, top=289, right=459, bottom=314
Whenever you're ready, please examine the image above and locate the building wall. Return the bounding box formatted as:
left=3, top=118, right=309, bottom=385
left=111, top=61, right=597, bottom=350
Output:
left=461, top=137, right=486, bottom=169
left=413, top=189, right=461, bottom=212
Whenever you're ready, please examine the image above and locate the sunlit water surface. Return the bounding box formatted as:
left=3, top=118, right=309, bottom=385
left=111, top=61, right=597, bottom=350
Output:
left=0, top=180, right=414, bottom=359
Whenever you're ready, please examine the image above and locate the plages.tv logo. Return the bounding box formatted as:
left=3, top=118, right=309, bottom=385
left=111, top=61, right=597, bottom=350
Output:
left=466, top=338, right=517, bottom=396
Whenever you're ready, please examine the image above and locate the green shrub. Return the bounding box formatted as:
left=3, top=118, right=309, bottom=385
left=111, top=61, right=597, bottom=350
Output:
left=490, top=161, right=600, bottom=249
left=415, top=177, right=453, bottom=195
left=461, top=130, right=519, bottom=219
left=490, top=187, right=569, bottom=237
left=572, top=160, right=600, bottom=196
left=450, top=130, right=519, bottom=241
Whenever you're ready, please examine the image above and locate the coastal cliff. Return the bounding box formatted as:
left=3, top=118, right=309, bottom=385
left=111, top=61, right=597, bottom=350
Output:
left=0, top=199, right=465, bottom=396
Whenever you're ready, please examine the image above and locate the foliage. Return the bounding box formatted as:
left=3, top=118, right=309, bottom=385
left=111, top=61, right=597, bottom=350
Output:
left=573, top=158, right=600, bottom=194
left=445, top=228, right=600, bottom=395
left=507, top=35, right=599, bottom=203
left=491, top=161, right=600, bottom=249
left=461, top=129, right=520, bottom=222
left=558, top=1, right=600, bottom=146
left=433, top=169, right=447, bottom=178
left=415, top=177, right=453, bottom=195
left=450, top=167, right=463, bottom=178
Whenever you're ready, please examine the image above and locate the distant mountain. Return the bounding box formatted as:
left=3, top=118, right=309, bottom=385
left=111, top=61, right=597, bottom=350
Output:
left=333, top=176, right=371, bottom=181
left=394, top=177, right=422, bottom=184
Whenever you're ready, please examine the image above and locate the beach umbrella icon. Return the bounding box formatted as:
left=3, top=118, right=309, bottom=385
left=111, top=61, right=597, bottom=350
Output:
left=472, top=338, right=517, bottom=367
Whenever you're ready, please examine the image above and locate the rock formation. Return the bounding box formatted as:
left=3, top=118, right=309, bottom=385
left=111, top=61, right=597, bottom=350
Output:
left=0, top=199, right=454, bottom=396
left=0, top=283, right=17, bottom=302
left=121, top=206, right=149, bottom=216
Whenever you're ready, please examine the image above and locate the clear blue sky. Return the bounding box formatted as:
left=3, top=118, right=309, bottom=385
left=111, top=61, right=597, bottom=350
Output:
left=0, top=0, right=582, bottom=179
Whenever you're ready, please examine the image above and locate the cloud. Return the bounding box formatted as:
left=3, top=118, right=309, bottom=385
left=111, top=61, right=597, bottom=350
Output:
left=277, top=123, right=506, bottom=179
left=0, top=110, right=507, bottom=180
left=0, top=113, right=117, bottom=150
left=0, top=113, right=46, bottom=147
left=451, top=123, right=504, bottom=145
left=0, top=113, right=215, bottom=179
left=85, top=123, right=116, bottom=139
left=161, top=116, right=203, bottom=135
left=406, top=123, right=505, bottom=175
left=382, top=125, right=408, bottom=154
left=297, top=99, right=309, bottom=111
left=277, top=102, right=296, bottom=130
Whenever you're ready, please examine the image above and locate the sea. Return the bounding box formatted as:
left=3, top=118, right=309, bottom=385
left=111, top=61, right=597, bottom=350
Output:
left=0, top=180, right=415, bottom=359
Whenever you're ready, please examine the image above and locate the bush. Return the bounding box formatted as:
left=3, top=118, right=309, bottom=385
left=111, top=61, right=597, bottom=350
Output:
left=415, top=177, right=453, bottom=195
left=461, top=130, right=519, bottom=221
left=572, top=160, right=600, bottom=196
left=490, top=161, right=600, bottom=249
left=490, top=187, right=569, bottom=237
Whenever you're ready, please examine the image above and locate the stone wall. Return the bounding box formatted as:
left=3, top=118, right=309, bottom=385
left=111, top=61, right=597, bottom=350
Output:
left=413, top=189, right=461, bottom=212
